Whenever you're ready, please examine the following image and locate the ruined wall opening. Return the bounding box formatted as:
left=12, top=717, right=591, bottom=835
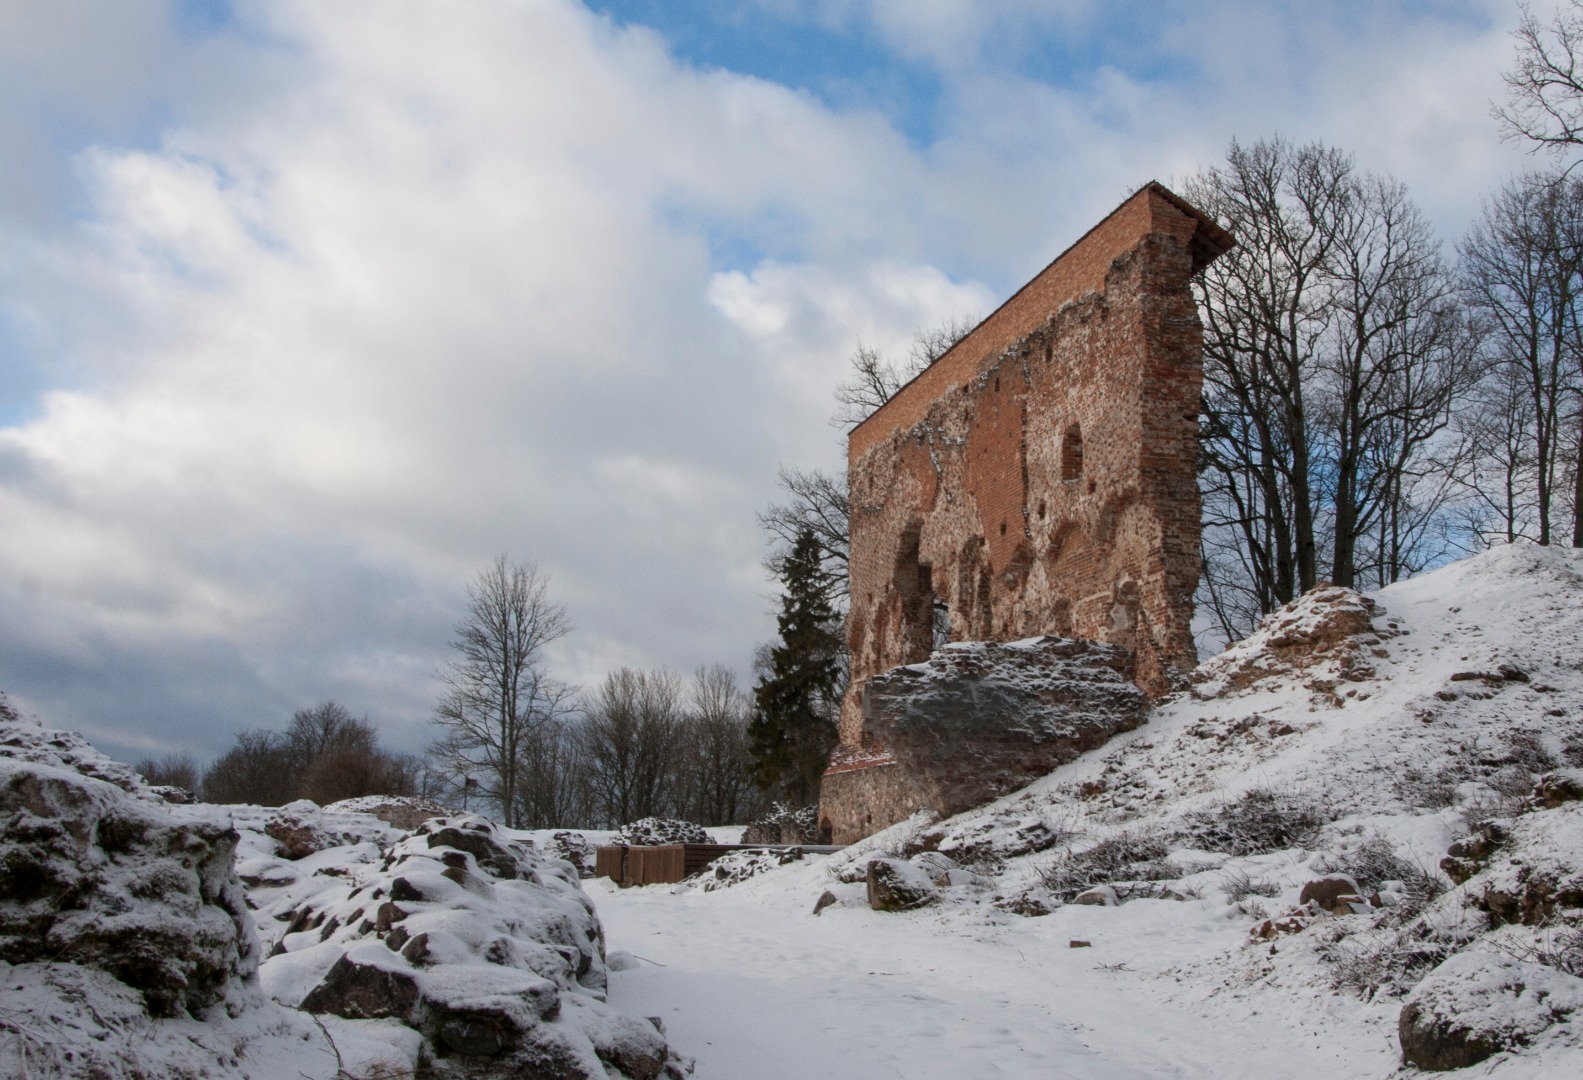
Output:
left=893, top=524, right=936, bottom=664
left=1061, top=423, right=1084, bottom=481
left=931, top=598, right=952, bottom=652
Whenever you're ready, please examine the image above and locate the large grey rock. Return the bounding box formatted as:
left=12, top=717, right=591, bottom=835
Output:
left=1399, top=952, right=1583, bottom=1070
left=0, top=709, right=257, bottom=1018
left=863, top=637, right=1148, bottom=817
left=866, top=858, right=939, bottom=911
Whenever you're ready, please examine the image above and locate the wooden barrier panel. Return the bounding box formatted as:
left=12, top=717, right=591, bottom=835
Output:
left=594, top=843, right=845, bottom=886
left=594, top=846, right=626, bottom=881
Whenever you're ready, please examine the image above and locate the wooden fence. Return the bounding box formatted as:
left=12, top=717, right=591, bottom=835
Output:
left=594, top=843, right=843, bottom=886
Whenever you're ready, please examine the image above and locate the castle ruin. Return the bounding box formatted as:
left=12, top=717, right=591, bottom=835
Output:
left=820, top=182, right=1234, bottom=844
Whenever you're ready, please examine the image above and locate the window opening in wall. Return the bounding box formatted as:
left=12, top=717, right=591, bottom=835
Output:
left=1061, top=423, right=1084, bottom=481
left=931, top=598, right=951, bottom=652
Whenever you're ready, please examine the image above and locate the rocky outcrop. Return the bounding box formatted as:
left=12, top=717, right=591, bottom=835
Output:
left=262, top=813, right=690, bottom=1079
left=866, top=858, right=940, bottom=911
left=1400, top=952, right=1583, bottom=1070
left=742, top=803, right=821, bottom=845
left=0, top=707, right=257, bottom=1018
left=1192, top=586, right=1387, bottom=702
left=860, top=637, right=1148, bottom=820
left=1533, top=769, right=1583, bottom=810
left=323, top=794, right=456, bottom=830
left=612, top=818, right=709, bottom=846
left=549, top=830, right=598, bottom=877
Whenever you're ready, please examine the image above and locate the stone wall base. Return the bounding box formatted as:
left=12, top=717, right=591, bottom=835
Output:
left=819, top=757, right=924, bottom=846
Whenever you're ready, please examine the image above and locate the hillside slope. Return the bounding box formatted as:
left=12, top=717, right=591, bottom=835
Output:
left=598, top=544, right=1583, bottom=1077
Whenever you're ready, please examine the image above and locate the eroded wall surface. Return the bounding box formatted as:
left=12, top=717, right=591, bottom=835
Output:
left=821, top=183, right=1232, bottom=844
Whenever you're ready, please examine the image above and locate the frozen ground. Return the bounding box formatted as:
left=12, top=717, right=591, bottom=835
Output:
left=596, top=869, right=1398, bottom=1079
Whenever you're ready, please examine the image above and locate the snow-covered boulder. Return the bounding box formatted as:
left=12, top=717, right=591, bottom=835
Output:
left=549, top=829, right=598, bottom=876
left=1441, top=803, right=1583, bottom=926
left=1399, top=952, right=1583, bottom=1070
left=262, top=813, right=689, bottom=1078
left=1192, top=584, right=1386, bottom=702
left=1533, top=769, right=1583, bottom=810
left=863, top=636, right=1148, bottom=818
left=323, top=793, right=455, bottom=830
left=0, top=704, right=257, bottom=1018
left=866, top=857, right=940, bottom=911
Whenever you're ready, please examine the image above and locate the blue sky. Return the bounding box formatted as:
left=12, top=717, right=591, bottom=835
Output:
left=0, top=0, right=1553, bottom=765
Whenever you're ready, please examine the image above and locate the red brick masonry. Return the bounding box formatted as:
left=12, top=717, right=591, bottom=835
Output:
left=821, top=183, right=1234, bottom=843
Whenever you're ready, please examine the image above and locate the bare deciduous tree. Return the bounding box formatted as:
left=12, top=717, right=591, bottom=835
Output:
left=1187, top=137, right=1477, bottom=645
left=430, top=557, right=575, bottom=828
left=1499, top=2, right=1583, bottom=152
left=758, top=466, right=849, bottom=612
left=134, top=752, right=202, bottom=793
left=202, top=729, right=295, bottom=805
left=829, top=315, right=977, bottom=429
left=578, top=668, right=686, bottom=827
left=1460, top=170, right=1583, bottom=547
left=676, top=665, right=762, bottom=826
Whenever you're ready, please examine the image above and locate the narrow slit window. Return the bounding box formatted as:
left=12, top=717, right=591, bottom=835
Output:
left=1061, top=423, right=1084, bottom=481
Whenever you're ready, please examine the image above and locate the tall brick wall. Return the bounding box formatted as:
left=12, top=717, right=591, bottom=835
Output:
left=821, top=182, right=1233, bottom=844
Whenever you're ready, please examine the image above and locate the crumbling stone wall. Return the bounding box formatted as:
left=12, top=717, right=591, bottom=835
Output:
left=821, top=183, right=1232, bottom=844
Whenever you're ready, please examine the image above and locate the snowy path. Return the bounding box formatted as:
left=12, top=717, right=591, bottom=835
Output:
left=592, top=871, right=1399, bottom=1080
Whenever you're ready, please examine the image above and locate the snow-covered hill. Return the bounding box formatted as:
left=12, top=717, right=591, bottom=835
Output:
left=597, top=544, right=1583, bottom=1077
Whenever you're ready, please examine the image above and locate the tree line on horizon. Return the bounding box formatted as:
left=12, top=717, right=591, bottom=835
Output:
left=136, top=554, right=820, bottom=828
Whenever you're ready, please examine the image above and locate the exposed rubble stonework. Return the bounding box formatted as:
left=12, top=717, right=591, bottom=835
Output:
left=822, top=182, right=1232, bottom=844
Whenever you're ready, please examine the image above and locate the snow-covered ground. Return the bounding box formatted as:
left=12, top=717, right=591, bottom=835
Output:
left=596, top=868, right=1401, bottom=1079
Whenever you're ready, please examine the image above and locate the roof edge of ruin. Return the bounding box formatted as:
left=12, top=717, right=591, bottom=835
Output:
left=846, top=180, right=1232, bottom=454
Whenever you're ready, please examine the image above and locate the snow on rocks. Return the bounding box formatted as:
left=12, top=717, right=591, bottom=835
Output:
left=1191, top=584, right=1389, bottom=703
left=550, top=829, right=599, bottom=876
left=695, top=846, right=810, bottom=892
left=323, top=793, right=456, bottom=830
left=741, top=803, right=821, bottom=844
left=265, top=798, right=397, bottom=859
left=259, top=813, right=690, bottom=1078
left=0, top=706, right=258, bottom=1019
left=0, top=694, right=162, bottom=800
left=1459, top=802, right=1583, bottom=928
left=865, top=857, right=939, bottom=911
left=1399, top=951, right=1583, bottom=1070
left=864, top=635, right=1148, bottom=818
left=613, top=818, right=710, bottom=846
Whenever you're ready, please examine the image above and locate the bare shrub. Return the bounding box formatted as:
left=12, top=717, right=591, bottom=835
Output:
left=1393, top=764, right=1465, bottom=810
left=1326, top=924, right=1458, bottom=1000
left=1039, top=830, right=1176, bottom=901
left=1175, top=787, right=1329, bottom=856
left=1505, top=728, right=1558, bottom=774
left=1220, top=866, right=1281, bottom=903
left=1313, top=835, right=1447, bottom=920
left=1500, top=918, right=1583, bottom=975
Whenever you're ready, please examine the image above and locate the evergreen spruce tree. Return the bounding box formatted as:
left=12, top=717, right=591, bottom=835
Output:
left=750, top=527, right=842, bottom=805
